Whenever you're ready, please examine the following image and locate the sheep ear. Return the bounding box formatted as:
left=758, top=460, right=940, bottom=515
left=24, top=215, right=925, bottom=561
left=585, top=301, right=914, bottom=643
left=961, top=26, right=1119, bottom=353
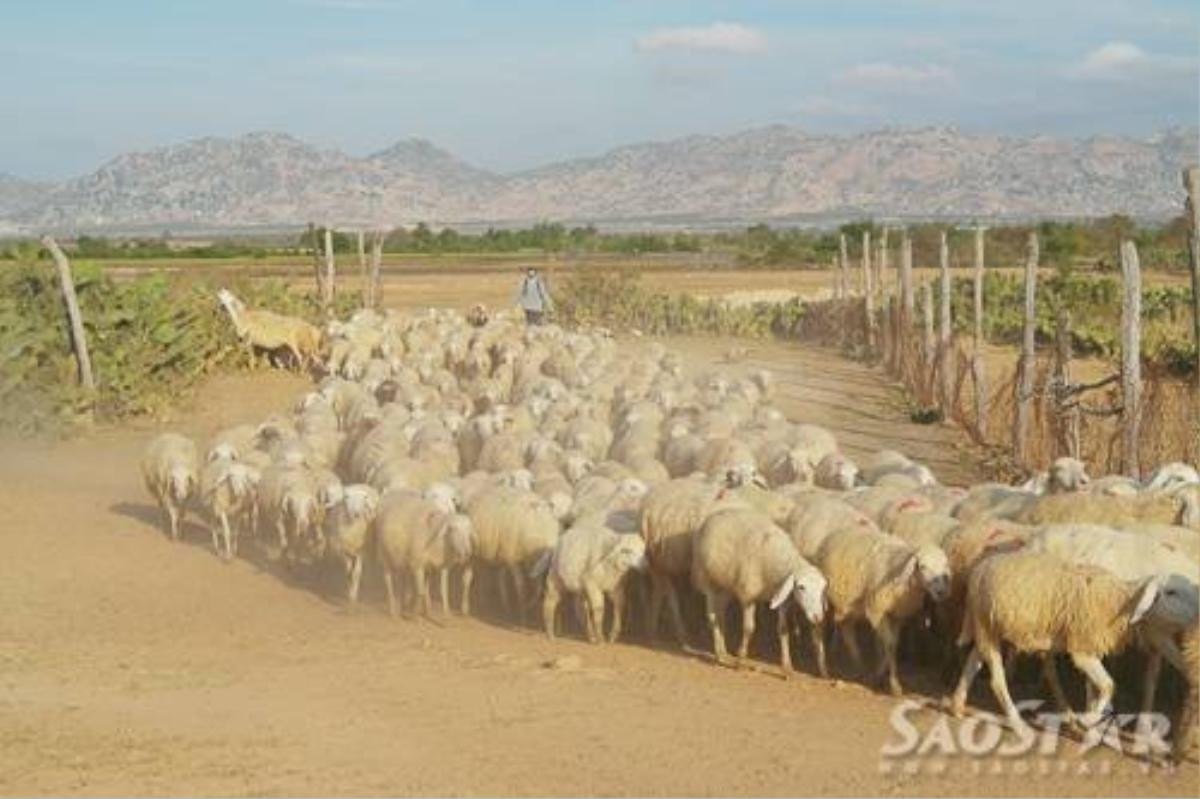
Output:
left=897, top=553, right=919, bottom=584
left=769, top=575, right=796, bottom=610
left=1129, top=576, right=1162, bottom=626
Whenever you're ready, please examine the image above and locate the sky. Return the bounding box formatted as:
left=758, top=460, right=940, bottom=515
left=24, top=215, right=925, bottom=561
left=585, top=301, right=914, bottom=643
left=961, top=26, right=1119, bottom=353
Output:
left=1, top=0, right=1197, bottom=179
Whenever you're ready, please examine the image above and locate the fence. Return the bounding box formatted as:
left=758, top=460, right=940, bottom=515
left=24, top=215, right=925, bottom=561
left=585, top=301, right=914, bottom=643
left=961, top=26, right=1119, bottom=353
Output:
left=815, top=197, right=1200, bottom=480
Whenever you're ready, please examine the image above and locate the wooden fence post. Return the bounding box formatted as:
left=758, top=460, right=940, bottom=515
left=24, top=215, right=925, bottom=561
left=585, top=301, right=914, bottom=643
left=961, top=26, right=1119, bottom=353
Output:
left=307, top=222, right=325, bottom=299
left=357, top=230, right=368, bottom=308
left=921, top=281, right=935, bottom=402
left=322, top=227, right=336, bottom=311
left=1052, top=306, right=1079, bottom=458
left=878, top=228, right=889, bottom=301
left=1184, top=167, right=1200, bottom=396
left=938, top=230, right=952, bottom=412
left=41, top=236, right=95, bottom=393
left=839, top=234, right=850, bottom=299
left=1014, top=231, right=1039, bottom=466
left=370, top=230, right=385, bottom=310
left=862, top=231, right=875, bottom=351
left=1120, top=240, right=1142, bottom=479
left=971, top=226, right=987, bottom=440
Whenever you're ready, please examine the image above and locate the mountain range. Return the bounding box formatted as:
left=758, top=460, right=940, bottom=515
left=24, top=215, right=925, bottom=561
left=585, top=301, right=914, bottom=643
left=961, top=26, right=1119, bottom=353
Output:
left=3, top=126, right=1196, bottom=233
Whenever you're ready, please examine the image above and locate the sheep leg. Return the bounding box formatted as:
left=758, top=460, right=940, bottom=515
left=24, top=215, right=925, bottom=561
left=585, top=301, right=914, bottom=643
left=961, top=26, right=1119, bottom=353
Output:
left=347, top=555, right=363, bottom=603
left=664, top=581, right=689, bottom=647
left=777, top=607, right=794, bottom=677
left=585, top=585, right=605, bottom=644
left=1140, top=652, right=1162, bottom=717
left=736, top=601, right=756, bottom=666
left=209, top=519, right=222, bottom=556
left=949, top=646, right=983, bottom=718
left=541, top=579, right=561, bottom=640
left=809, top=618, right=829, bottom=678
left=167, top=503, right=181, bottom=541
left=608, top=586, right=625, bottom=644
left=1041, top=653, right=1077, bottom=725
left=439, top=568, right=451, bottom=616
left=459, top=564, right=474, bottom=616
left=839, top=619, right=865, bottom=673
left=703, top=591, right=730, bottom=666
left=983, top=644, right=1031, bottom=735
left=412, top=566, right=431, bottom=617
left=507, top=565, right=528, bottom=625
left=382, top=566, right=399, bottom=618
left=1070, top=652, right=1115, bottom=727
left=875, top=620, right=903, bottom=697
left=219, top=512, right=234, bottom=561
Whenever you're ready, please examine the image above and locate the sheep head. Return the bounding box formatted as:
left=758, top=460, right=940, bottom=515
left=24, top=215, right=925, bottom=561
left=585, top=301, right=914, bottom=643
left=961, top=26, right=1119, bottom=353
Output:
left=423, top=483, right=461, bottom=515
left=769, top=562, right=827, bottom=624
left=1130, top=573, right=1199, bottom=629
left=1048, top=457, right=1090, bottom=494
left=1145, top=462, right=1200, bottom=493
left=443, top=513, right=475, bottom=563
left=907, top=544, right=951, bottom=602
left=167, top=464, right=195, bottom=505
left=598, top=534, right=649, bottom=577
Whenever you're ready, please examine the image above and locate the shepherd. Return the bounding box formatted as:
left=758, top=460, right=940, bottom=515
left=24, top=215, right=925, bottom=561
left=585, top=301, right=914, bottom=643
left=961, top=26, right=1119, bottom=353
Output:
left=514, top=266, right=552, bottom=325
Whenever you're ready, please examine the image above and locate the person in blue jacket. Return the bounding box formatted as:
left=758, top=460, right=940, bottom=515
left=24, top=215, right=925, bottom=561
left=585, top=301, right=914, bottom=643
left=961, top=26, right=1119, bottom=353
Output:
left=514, top=267, right=552, bottom=325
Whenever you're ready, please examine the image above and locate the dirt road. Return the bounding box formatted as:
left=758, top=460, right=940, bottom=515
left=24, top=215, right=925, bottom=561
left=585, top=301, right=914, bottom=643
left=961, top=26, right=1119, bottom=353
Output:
left=0, top=340, right=1194, bottom=796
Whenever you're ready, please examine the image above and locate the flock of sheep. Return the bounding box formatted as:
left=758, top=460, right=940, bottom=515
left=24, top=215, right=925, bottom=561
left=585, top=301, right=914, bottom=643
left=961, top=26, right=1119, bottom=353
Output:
left=141, top=305, right=1200, bottom=763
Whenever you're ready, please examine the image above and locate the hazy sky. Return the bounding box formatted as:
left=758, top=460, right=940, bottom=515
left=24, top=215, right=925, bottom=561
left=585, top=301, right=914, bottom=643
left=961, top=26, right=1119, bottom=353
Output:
left=2, top=0, right=1197, bottom=179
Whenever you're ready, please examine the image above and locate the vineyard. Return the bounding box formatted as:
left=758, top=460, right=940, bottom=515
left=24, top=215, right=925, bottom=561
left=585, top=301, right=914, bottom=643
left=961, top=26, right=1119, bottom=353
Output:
left=0, top=259, right=351, bottom=436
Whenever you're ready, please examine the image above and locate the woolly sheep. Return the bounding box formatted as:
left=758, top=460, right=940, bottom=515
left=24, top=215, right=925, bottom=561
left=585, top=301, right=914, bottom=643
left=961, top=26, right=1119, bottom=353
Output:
left=639, top=477, right=723, bottom=644
left=813, top=452, right=859, bottom=491
left=783, top=493, right=878, bottom=560
left=949, top=549, right=1197, bottom=735
left=141, top=432, right=199, bottom=541
left=464, top=485, right=561, bottom=620
left=691, top=506, right=827, bottom=675
left=1176, top=626, right=1198, bottom=761
left=533, top=520, right=648, bottom=643
left=1016, top=490, right=1199, bottom=530
left=375, top=492, right=474, bottom=616
left=323, top=484, right=381, bottom=602
left=811, top=527, right=950, bottom=695
left=198, top=456, right=260, bottom=560
left=257, top=464, right=324, bottom=563
left=1147, top=462, right=1200, bottom=493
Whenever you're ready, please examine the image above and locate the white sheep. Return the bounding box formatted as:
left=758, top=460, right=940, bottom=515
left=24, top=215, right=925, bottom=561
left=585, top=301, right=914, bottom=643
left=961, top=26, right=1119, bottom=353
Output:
left=532, top=520, right=648, bottom=643
left=813, top=452, right=859, bottom=491
left=639, top=476, right=723, bottom=644
left=464, top=485, right=561, bottom=621
left=690, top=506, right=827, bottom=675
left=810, top=526, right=950, bottom=695
left=140, top=432, right=199, bottom=541
left=949, top=549, right=1197, bottom=735
left=323, top=484, right=381, bottom=602
left=198, top=456, right=260, bottom=560
left=375, top=491, right=474, bottom=616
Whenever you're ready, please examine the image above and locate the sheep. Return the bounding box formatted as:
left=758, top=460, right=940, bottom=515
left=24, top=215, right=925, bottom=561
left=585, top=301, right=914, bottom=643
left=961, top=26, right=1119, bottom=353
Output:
left=533, top=520, right=649, bottom=643
left=810, top=527, right=950, bottom=695
left=464, top=485, right=561, bottom=620
left=1025, top=523, right=1200, bottom=715
left=887, top=511, right=960, bottom=550
left=140, top=432, right=199, bottom=541
left=783, top=493, right=878, bottom=560
left=1175, top=625, right=1198, bottom=762
left=813, top=452, right=859, bottom=491
left=949, top=549, right=1198, bottom=735
left=690, top=506, right=827, bottom=674
left=257, top=464, right=324, bottom=564
left=639, top=477, right=723, bottom=644
left=375, top=492, right=474, bottom=616
left=323, top=484, right=381, bottom=602
left=1147, top=462, right=1200, bottom=493
left=198, top=457, right=260, bottom=560
left=1015, top=490, right=1199, bottom=530
left=860, top=450, right=936, bottom=487
left=216, top=288, right=321, bottom=370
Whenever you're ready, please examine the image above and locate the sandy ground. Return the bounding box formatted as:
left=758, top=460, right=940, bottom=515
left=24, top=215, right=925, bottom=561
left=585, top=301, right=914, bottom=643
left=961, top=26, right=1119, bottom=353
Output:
left=0, top=332, right=1195, bottom=795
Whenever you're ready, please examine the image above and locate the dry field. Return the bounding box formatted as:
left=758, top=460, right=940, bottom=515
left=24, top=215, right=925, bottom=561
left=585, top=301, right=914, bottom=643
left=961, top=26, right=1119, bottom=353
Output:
left=2, top=271, right=1196, bottom=796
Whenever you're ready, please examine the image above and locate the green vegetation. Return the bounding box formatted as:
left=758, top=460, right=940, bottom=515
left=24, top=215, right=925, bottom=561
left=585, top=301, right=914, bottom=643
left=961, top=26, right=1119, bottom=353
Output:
left=553, top=267, right=808, bottom=339
left=0, top=257, right=345, bottom=437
